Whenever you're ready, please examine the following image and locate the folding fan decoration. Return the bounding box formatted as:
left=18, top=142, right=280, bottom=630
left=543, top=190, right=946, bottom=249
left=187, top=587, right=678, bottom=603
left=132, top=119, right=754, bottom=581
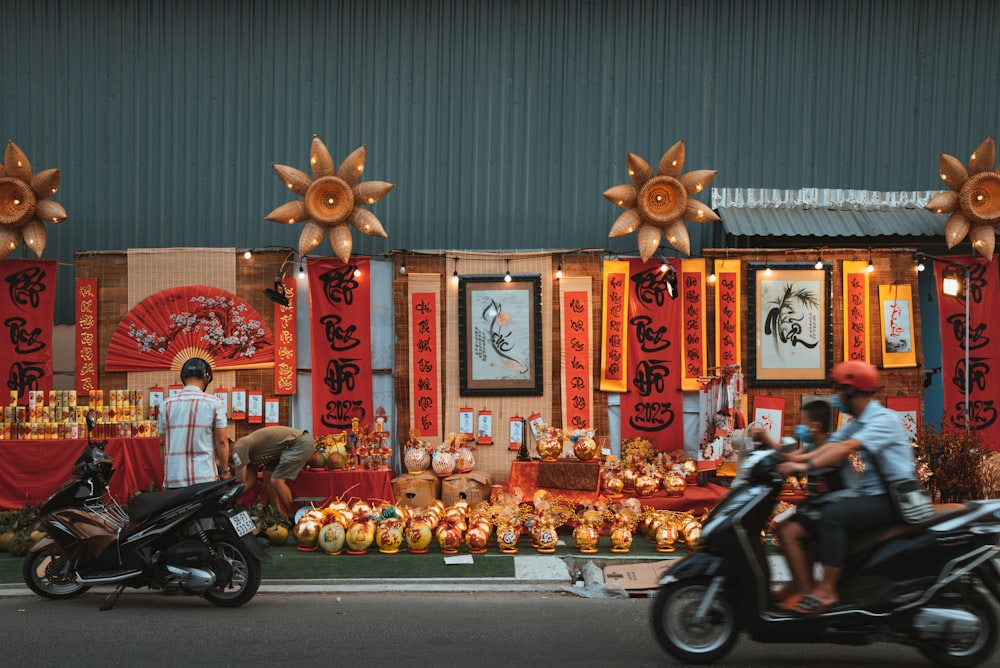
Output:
left=0, top=140, right=68, bottom=261
left=265, top=135, right=395, bottom=263
left=603, top=139, right=719, bottom=261
left=106, top=286, right=275, bottom=372
left=925, top=135, right=1000, bottom=261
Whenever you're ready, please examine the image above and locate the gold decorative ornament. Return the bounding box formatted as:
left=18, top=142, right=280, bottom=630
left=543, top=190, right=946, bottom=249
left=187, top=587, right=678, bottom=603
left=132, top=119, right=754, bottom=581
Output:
left=266, top=136, right=395, bottom=263
left=925, top=135, right=999, bottom=261
left=0, top=141, right=67, bottom=261
left=603, top=140, right=719, bottom=260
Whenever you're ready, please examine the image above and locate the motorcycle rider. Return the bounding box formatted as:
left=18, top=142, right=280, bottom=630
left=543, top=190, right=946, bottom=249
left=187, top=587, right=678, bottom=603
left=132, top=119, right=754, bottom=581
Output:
left=774, top=360, right=917, bottom=614
left=158, top=357, right=230, bottom=489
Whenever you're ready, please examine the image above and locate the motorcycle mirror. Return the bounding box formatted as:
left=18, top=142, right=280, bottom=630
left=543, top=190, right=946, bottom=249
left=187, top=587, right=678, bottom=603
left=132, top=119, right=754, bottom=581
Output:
left=85, top=409, right=98, bottom=432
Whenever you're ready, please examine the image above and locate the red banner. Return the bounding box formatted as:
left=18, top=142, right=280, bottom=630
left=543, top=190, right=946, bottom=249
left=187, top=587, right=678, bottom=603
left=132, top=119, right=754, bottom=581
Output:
left=410, top=288, right=441, bottom=437
left=560, top=282, right=592, bottom=430
left=619, top=257, right=684, bottom=451
left=935, top=256, right=1000, bottom=447
left=309, top=256, right=373, bottom=436
left=843, top=261, right=871, bottom=362
left=714, top=259, right=741, bottom=371
left=600, top=260, right=629, bottom=392
left=75, top=278, right=99, bottom=396
left=680, top=259, right=706, bottom=390
left=1, top=259, right=57, bottom=404
left=273, top=276, right=297, bottom=395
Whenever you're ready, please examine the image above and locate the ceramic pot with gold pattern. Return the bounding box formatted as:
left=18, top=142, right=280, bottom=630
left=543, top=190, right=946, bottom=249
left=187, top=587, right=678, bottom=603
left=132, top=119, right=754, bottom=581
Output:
left=534, top=521, right=559, bottom=553
left=405, top=518, right=434, bottom=553
left=536, top=435, right=563, bottom=461
left=572, top=436, right=599, bottom=461
left=635, top=474, right=659, bottom=497
left=573, top=523, right=600, bottom=553
left=621, top=468, right=638, bottom=490
left=655, top=523, right=679, bottom=553
left=495, top=521, right=521, bottom=554
left=603, top=474, right=625, bottom=498
left=663, top=471, right=687, bottom=497
left=609, top=525, right=633, bottom=553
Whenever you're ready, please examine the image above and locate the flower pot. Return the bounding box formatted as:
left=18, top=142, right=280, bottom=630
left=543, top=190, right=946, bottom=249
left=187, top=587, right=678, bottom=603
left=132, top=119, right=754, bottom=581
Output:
left=404, top=448, right=431, bottom=474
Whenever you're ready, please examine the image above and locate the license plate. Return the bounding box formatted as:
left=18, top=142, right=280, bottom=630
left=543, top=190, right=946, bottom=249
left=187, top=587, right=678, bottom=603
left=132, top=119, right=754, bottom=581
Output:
left=229, top=510, right=255, bottom=537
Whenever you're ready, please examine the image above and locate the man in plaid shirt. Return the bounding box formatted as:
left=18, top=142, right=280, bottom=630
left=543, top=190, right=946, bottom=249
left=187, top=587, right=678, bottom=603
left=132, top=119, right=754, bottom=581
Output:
left=158, top=357, right=229, bottom=489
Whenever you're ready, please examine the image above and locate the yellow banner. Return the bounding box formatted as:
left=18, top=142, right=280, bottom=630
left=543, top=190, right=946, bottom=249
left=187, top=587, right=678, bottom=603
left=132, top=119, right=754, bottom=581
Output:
left=680, top=259, right=707, bottom=391
left=878, top=284, right=917, bottom=368
left=600, top=260, right=629, bottom=392
left=842, top=260, right=871, bottom=362
left=714, top=259, right=742, bottom=372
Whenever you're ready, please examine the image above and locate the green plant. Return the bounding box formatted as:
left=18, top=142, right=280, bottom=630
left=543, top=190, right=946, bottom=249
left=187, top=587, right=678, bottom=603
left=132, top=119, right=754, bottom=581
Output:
left=914, top=418, right=986, bottom=503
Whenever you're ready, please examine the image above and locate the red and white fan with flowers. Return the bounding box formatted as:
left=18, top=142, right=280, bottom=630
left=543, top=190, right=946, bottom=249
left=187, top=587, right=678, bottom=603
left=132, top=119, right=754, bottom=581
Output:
left=106, top=286, right=275, bottom=372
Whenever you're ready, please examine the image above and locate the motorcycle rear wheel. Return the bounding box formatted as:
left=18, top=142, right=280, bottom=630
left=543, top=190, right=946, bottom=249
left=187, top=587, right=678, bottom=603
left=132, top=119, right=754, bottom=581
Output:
left=202, top=535, right=261, bottom=608
left=23, top=545, right=90, bottom=600
left=918, top=589, right=997, bottom=667
left=651, top=577, right=740, bottom=664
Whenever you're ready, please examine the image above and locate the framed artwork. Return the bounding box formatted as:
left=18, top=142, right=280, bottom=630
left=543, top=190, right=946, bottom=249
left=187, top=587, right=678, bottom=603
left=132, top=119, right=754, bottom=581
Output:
left=748, top=263, right=832, bottom=386
left=458, top=275, right=543, bottom=396
left=878, top=284, right=917, bottom=368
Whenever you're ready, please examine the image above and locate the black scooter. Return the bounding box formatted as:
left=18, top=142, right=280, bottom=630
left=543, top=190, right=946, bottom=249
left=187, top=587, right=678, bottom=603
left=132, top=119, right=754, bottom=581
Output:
left=24, top=411, right=270, bottom=610
left=651, top=448, right=1000, bottom=666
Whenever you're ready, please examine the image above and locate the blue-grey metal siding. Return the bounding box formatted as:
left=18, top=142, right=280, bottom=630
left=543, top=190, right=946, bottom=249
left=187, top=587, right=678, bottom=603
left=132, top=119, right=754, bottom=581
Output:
left=2, top=0, right=999, bottom=321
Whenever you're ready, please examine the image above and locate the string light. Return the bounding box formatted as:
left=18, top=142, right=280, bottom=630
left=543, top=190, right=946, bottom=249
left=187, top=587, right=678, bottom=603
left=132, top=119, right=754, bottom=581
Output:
left=297, top=263, right=306, bottom=279
left=555, top=255, right=563, bottom=280
left=707, top=258, right=716, bottom=283
left=915, top=253, right=926, bottom=272
left=866, top=248, right=875, bottom=273
left=504, top=258, right=512, bottom=283
left=814, top=254, right=823, bottom=270
left=452, top=257, right=460, bottom=285
left=243, top=249, right=252, bottom=260
left=354, top=265, right=362, bottom=278
left=399, top=256, right=407, bottom=274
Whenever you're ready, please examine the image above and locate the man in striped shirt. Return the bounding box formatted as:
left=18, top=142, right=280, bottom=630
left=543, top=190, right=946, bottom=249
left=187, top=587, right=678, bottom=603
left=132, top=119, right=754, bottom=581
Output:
left=158, top=357, right=229, bottom=489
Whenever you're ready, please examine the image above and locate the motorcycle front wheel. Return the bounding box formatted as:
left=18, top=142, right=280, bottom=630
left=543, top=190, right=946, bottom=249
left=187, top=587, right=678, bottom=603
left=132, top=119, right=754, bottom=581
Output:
left=203, top=535, right=261, bottom=608
left=23, top=545, right=90, bottom=600
left=651, top=577, right=741, bottom=664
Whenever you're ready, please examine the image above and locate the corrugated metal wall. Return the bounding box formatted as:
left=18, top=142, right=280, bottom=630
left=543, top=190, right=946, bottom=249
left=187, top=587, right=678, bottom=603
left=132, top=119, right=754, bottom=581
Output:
left=3, top=0, right=999, bottom=321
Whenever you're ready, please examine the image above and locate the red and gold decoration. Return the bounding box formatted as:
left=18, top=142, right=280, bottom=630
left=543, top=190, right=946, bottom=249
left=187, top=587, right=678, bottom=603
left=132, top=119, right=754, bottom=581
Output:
left=559, top=276, right=593, bottom=430
left=0, top=259, right=57, bottom=403
left=713, top=258, right=742, bottom=370
left=600, top=259, right=629, bottom=392
left=266, top=136, right=395, bottom=263
left=603, top=140, right=719, bottom=260
left=926, top=136, right=999, bottom=261
left=309, top=256, right=373, bottom=435
left=0, top=141, right=67, bottom=261
left=273, top=276, right=297, bottom=395
left=842, top=260, right=871, bottom=363
left=680, top=259, right=707, bottom=390
left=408, top=275, right=442, bottom=440
left=75, top=278, right=99, bottom=396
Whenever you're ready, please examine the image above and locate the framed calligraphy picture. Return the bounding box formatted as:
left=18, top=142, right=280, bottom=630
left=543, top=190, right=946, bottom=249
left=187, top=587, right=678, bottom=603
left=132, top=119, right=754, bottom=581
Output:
left=458, top=275, right=543, bottom=396
left=748, top=263, right=832, bottom=386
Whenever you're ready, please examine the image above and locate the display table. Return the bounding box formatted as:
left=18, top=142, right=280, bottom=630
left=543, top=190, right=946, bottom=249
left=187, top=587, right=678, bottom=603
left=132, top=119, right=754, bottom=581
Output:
left=625, top=484, right=728, bottom=515
left=242, top=468, right=396, bottom=510
left=508, top=461, right=603, bottom=505
left=0, top=437, right=163, bottom=509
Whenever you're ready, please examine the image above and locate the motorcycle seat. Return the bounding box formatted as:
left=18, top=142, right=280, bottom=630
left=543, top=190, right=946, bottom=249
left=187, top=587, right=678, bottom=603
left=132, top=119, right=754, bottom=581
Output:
left=128, top=479, right=234, bottom=523
left=846, top=503, right=970, bottom=557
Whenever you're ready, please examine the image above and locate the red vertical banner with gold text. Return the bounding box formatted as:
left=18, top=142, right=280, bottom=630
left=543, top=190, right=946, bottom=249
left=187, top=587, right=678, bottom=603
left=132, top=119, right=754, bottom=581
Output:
left=600, top=260, right=629, bottom=392
left=1, top=259, right=56, bottom=404
left=309, top=257, right=373, bottom=436
left=408, top=274, right=442, bottom=441
left=619, top=257, right=684, bottom=451
left=842, top=260, right=871, bottom=362
left=273, top=276, right=297, bottom=395
left=935, top=256, right=1000, bottom=448
left=714, top=259, right=742, bottom=371
left=680, top=259, right=707, bottom=391
left=75, top=278, right=99, bottom=396
left=559, top=276, right=593, bottom=430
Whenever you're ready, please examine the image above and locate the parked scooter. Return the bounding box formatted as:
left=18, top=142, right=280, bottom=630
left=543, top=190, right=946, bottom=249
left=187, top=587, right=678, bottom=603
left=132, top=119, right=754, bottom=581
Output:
left=24, top=411, right=270, bottom=610
left=651, top=448, right=1000, bottom=666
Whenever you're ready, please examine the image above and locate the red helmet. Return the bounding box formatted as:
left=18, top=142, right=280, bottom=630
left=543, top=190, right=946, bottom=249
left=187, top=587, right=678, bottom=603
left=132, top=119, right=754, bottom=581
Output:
left=831, top=361, right=879, bottom=393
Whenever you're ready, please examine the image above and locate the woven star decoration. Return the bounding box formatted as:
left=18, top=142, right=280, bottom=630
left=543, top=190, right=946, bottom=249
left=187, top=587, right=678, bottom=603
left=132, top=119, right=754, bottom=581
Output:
left=266, top=136, right=395, bottom=263
left=603, top=139, right=719, bottom=260
left=0, top=141, right=68, bottom=261
left=925, top=135, right=999, bottom=261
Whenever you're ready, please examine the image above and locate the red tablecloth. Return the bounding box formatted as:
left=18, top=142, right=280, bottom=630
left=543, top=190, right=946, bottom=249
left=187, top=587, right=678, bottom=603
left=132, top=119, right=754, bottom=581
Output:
left=0, top=437, right=163, bottom=509
left=241, top=468, right=396, bottom=510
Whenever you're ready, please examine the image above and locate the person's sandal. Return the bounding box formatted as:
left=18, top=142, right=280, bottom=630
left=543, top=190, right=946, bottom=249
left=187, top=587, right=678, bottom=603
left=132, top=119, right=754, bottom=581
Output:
left=793, top=594, right=836, bottom=615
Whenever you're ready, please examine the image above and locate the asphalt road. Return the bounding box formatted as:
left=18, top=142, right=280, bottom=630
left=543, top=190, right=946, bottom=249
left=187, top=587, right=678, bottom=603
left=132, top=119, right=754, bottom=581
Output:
left=0, top=590, right=979, bottom=667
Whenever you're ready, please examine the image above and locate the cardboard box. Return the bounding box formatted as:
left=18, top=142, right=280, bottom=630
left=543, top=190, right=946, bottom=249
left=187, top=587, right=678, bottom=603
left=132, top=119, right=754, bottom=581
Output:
left=441, top=471, right=493, bottom=506
left=603, top=560, right=675, bottom=593
left=391, top=470, right=441, bottom=508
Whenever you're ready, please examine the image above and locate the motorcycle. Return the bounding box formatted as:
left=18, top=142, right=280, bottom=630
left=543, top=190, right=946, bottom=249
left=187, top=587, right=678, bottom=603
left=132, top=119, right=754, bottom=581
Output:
left=24, top=411, right=271, bottom=610
left=651, top=448, right=1000, bottom=666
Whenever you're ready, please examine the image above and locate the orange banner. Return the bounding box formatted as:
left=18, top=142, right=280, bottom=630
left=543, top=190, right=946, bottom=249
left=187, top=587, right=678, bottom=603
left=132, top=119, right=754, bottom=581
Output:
left=680, top=259, right=707, bottom=390
left=714, top=259, right=742, bottom=371
left=409, top=275, right=442, bottom=439
left=273, top=276, right=297, bottom=394
left=600, top=260, right=629, bottom=392
left=560, top=277, right=593, bottom=430
left=75, top=278, right=99, bottom=396
left=842, top=260, right=871, bottom=363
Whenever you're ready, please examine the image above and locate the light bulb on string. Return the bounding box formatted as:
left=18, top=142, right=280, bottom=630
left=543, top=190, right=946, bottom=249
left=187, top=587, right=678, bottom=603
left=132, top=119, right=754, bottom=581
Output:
left=452, top=257, right=460, bottom=285
left=243, top=249, right=252, bottom=260
left=504, top=259, right=512, bottom=283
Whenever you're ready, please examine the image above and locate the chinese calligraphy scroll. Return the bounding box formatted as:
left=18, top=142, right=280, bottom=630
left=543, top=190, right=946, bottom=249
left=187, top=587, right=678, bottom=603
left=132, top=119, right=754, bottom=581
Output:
left=878, top=284, right=916, bottom=368
left=1, top=259, right=56, bottom=403
left=619, top=257, right=684, bottom=451
left=842, top=260, right=871, bottom=363
left=408, top=274, right=442, bottom=440
left=75, top=277, right=99, bottom=396
left=273, top=275, right=297, bottom=394
left=713, top=258, right=742, bottom=373
left=600, top=260, right=629, bottom=392
left=559, top=276, right=593, bottom=430
left=309, top=256, right=373, bottom=436
left=680, top=259, right=707, bottom=390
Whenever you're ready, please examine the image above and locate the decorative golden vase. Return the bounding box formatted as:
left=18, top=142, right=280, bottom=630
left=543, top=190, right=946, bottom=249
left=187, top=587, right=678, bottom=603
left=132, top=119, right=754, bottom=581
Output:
left=621, top=468, right=638, bottom=490
left=495, top=522, right=521, bottom=554
left=635, top=474, right=659, bottom=497
left=435, top=522, right=464, bottom=554
left=609, top=525, right=633, bottom=553
left=663, top=471, right=687, bottom=497
left=572, top=436, right=599, bottom=461
left=655, top=523, right=679, bottom=553
left=603, top=474, right=624, bottom=498
left=405, top=519, right=434, bottom=554
left=375, top=518, right=405, bottom=554
left=573, top=523, right=600, bottom=554
left=464, top=522, right=491, bottom=554
left=534, top=521, right=560, bottom=553
left=536, top=436, right=563, bottom=461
